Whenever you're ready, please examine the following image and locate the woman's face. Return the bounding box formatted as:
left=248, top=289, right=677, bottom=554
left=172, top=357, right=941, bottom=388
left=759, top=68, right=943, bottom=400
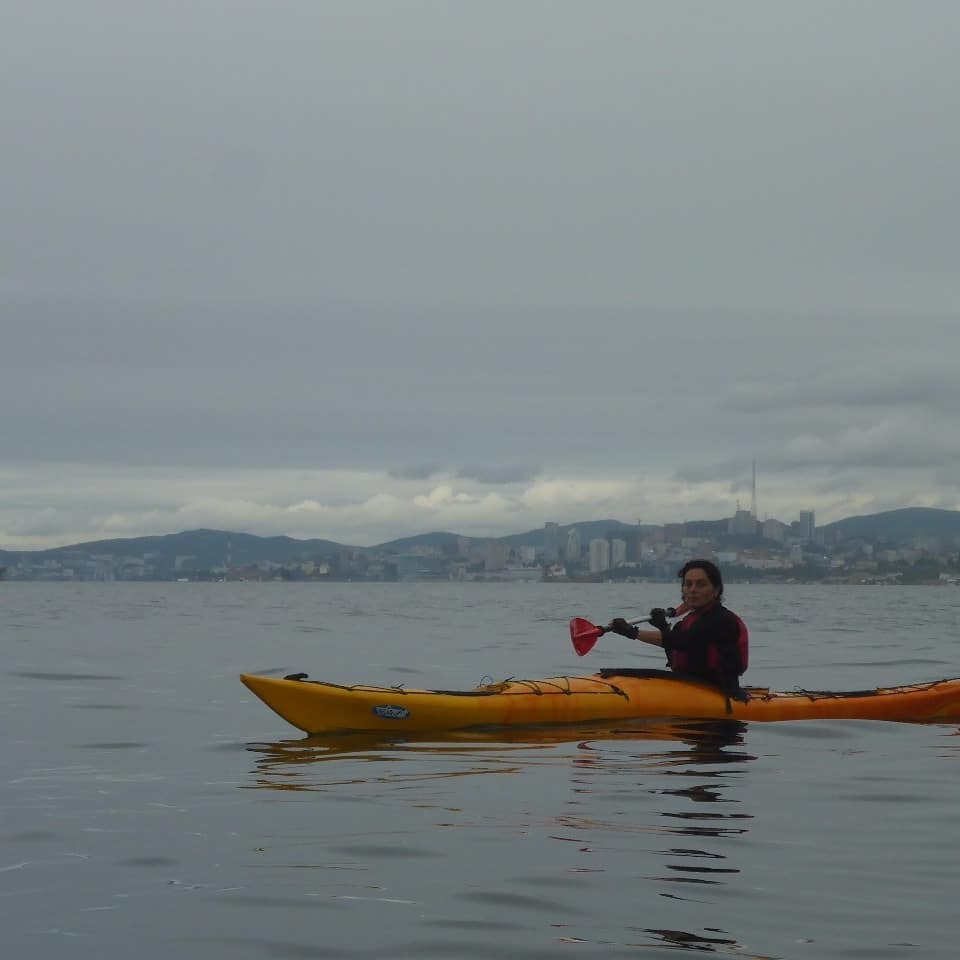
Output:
left=681, top=567, right=720, bottom=609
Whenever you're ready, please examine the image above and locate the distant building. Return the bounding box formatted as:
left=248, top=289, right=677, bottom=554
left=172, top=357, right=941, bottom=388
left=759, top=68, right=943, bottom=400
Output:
left=610, top=538, right=627, bottom=567
left=729, top=510, right=758, bottom=536
left=626, top=526, right=644, bottom=562
left=589, top=538, right=610, bottom=573
left=517, top=545, right=537, bottom=564
left=798, top=510, right=816, bottom=540
left=543, top=522, right=560, bottom=563
left=664, top=523, right=686, bottom=544
left=762, top=518, right=789, bottom=542
left=565, top=528, right=581, bottom=562
left=682, top=541, right=713, bottom=560
left=485, top=541, right=508, bottom=571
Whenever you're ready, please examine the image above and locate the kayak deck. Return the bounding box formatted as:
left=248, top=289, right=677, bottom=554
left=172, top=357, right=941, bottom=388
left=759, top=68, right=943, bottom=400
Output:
left=240, top=670, right=960, bottom=734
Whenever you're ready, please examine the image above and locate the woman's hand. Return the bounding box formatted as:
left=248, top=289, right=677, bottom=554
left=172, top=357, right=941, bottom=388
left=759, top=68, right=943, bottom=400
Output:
left=607, top=617, right=639, bottom=640
left=648, top=608, right=670, bottom=632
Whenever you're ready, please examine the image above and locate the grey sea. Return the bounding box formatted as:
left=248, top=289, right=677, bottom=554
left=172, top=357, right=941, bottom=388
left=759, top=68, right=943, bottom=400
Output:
left=3, top=581, right=960, bottom=959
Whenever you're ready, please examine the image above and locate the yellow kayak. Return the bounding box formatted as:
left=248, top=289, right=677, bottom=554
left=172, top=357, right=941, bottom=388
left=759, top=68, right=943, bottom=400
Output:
left=240, top=669, right=960, bottom=734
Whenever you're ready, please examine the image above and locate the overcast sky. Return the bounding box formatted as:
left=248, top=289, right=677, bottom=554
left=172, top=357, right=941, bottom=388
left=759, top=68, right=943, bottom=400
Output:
left=3, top=1, right=959, bottom=550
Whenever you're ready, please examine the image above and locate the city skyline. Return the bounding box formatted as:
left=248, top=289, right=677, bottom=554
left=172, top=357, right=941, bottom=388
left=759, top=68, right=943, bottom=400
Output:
left=11, top=502, right=960, bottom=563
left=4, top=506, right=958, bottom=584
left=6, top=501, right=825, bottom=557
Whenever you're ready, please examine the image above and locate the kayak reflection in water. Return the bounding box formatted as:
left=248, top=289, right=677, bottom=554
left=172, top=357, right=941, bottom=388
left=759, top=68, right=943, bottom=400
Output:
left=607, top=559, right=749, bottom=695
left=663, top=717, right=752, bottom=767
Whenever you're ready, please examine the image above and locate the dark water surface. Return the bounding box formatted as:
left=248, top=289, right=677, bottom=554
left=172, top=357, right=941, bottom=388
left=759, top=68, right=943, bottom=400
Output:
left=3, top=581, right=960, bottom=958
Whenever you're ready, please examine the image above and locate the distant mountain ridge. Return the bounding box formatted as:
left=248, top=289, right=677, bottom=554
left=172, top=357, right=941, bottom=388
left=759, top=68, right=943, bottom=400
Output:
left=501, top=519, right=656, bottom=548
left=0, top=529, right=344, bottom=568
left=819, top=507, right=960, bottom=541
left=1, top=508, right=959, bottom=566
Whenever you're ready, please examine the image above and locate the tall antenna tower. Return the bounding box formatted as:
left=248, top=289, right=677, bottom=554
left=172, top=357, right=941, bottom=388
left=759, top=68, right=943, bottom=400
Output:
left=751, top=460, right=758, bottom=519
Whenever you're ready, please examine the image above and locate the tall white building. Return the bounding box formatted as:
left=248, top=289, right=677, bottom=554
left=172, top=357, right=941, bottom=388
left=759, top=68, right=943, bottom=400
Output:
left=589, top=538, right=611, bottom=573
left=543, top=522, right=560, bottom=563
left=798, top=510, right=816, bottom=540
left=610, top=538, right=627, bottom=567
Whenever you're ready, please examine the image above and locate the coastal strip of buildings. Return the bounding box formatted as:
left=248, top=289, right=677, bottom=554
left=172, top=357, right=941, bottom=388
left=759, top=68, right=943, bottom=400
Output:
left=4, top=507, right=959, bottom=585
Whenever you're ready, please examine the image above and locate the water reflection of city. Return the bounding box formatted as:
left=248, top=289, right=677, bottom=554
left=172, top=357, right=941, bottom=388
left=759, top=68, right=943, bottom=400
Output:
left=246, top=718, right=757, bottom=954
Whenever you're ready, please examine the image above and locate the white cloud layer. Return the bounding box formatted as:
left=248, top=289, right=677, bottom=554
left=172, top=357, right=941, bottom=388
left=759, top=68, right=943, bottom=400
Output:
left=1, top=457, right=956, bottom=551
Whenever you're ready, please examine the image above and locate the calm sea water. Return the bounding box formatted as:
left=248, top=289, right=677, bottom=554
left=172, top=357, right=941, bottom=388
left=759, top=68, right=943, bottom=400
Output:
left=3, top=581, right=960, bottom=959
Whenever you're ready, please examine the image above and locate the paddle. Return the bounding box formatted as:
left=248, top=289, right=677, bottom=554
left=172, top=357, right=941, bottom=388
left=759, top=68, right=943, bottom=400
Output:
left=569, top=604, right=687, bottom=656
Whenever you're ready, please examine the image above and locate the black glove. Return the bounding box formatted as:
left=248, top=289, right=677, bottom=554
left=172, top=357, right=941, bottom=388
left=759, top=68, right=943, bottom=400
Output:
left=608, top=617, right=639, bottom=640
left=648, top=608, right=670, bottom=633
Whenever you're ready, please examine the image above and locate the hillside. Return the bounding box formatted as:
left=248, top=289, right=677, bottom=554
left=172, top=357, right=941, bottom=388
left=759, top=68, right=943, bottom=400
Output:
left=820, top=507, right=960, bottom=542
left=0, top=529, right=346, bottom=568
left=373, top=531, right=463, bottom=552
left=501, top=519, right=660, bottom=548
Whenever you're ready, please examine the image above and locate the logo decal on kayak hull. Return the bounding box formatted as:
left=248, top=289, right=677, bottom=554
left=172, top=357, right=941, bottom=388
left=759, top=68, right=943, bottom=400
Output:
left=373, top=704, right=410, bottom=720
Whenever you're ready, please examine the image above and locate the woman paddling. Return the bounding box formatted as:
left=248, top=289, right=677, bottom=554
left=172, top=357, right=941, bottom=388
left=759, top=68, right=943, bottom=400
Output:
left=607, top=559, right=748, bottom=692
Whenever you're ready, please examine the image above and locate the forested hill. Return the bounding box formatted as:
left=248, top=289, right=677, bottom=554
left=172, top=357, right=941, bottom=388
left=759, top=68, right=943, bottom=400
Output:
left=0, top=529, right=344, bottom=568
left=820, top=507, right=960, bottom=542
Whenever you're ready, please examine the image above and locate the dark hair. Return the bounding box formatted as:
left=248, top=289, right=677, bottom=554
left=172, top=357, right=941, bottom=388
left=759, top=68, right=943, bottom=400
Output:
left=677, top=559, right=724, bottom=600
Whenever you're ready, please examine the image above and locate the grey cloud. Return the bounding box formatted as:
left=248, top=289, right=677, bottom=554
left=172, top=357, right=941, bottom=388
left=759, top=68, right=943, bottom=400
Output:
left=388, top=465, right=445, bottom=481
left=2, top=508, right=64, bottom=537
left=4, top=5, right=960, bottom=313
left=671, top=461, right=746, bottom=486
left=674, top=419, right=960, bottom=488
left=725, top=365, right=960, bottom=416
left=777, top=422, right=959, bottom=472
left=4, top=3, right=960, bottom=545
left=933, top=463, right=960, bottom=491
left=454, top=464, right=542, bottom=485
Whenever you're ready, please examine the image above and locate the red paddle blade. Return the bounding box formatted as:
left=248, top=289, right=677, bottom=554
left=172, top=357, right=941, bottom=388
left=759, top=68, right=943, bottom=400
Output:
left=569, top=617, right=603, bottom=656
